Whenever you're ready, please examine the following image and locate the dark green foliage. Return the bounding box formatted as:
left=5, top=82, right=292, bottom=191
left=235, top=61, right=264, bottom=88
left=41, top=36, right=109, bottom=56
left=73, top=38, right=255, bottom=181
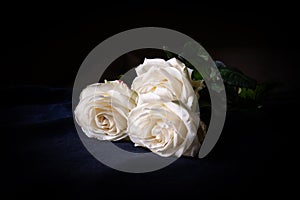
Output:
left=164, top=50, right=278, bottom=109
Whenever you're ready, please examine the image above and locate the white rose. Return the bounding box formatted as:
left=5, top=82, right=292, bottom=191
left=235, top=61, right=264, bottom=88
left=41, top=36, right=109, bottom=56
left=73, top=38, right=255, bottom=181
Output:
left=127, top=101, right=202, bottom=157
left=74, top=80, right=137, bottom=141
left=167, top=57, right=205, bottom=95
left=132, top=58, right=204, bottom=111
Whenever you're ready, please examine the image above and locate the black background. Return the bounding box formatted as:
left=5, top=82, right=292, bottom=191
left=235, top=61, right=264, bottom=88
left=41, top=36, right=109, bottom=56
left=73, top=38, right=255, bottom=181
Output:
left=1, top=1, right=298, bottom=199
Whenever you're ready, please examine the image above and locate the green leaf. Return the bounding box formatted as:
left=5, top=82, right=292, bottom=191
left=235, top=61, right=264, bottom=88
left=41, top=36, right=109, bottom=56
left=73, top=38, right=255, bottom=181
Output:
left=238, top=82, right=279, bottom=101
left=192, top=69, right=203, bottom=80
left=254, top=82, right=279, bottom=101
left=239, top=88, right=256, bottom=100
left=117, top=74, right=123, bottom=79
left=198, top=100, right=211, bottom=108
left=218, top=68, right=257, bottom=89
left=164, top=50, right=175, bottom=59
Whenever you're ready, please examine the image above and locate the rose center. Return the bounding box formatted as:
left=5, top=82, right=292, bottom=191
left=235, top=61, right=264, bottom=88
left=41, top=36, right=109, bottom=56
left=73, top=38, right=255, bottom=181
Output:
left=97, top=115, right=110, bottom=128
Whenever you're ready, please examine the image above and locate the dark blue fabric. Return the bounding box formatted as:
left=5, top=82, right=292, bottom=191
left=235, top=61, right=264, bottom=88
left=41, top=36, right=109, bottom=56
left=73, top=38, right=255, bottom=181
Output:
left=2, top=86, right=295, bottom=198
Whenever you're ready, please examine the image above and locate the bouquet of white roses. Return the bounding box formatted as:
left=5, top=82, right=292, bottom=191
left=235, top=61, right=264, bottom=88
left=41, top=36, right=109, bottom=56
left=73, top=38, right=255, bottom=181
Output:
left=74, top=58, right=206, bottom=158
